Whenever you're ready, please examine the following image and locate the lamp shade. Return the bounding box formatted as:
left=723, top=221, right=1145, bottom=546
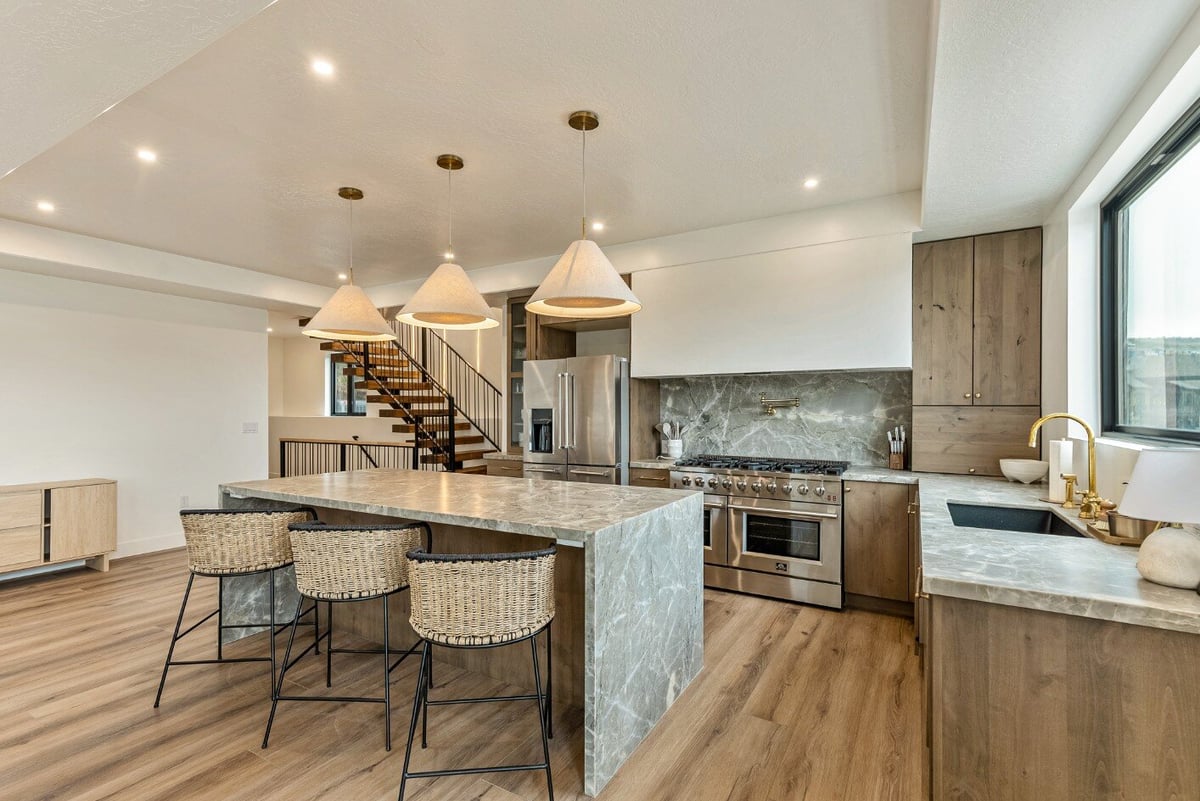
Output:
left=1118, top=449, right=1200, bottom=524
left=302, top=283, right=397, bottom=342
left=526, top=239, right=641, bottom=319
left=395, top=262, right=499, bottom=330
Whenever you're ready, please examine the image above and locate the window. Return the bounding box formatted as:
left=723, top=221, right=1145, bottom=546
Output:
left=1101, top=96, right=1200, bottom=443
left=329, top=357, right=366, bottom=416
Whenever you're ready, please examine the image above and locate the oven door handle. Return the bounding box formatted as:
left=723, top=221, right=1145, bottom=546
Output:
left=727, top=504, right=838, bottom=520
left=703, top=502, right=725, bottom=510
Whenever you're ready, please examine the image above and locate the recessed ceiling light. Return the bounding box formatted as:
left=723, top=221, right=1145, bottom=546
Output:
left=591, top=221, right=605, bottom=232
left=36, top=200, right=55, bottom=212
left=337, top=272, right=348, bottom=281
left=311, top=59, right=335, bottom=77
left=803, top=177, right=820, bottom=189
left=137, top=149, right=158, bottom=163
left=266, top=327, right=274, bottom=333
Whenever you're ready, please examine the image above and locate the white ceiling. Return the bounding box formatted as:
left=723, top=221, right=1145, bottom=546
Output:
left=0, top=0, right=932, bottom=288
left=0, top=0, right=276, bottom=179
left=920, top=0, right=1200, bottom=240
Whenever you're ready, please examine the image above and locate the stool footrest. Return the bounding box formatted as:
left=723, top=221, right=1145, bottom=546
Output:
left=405, top=762, right=550, bottom=780
left=274, top=694, right=386, bottom=704
left=166, top=656, right=271, bottom=666
left=426, top=692, right=540, bottom=706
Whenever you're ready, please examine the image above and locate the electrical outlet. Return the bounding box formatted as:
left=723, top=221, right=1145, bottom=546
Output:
left=242, top=422, right=259, bottom=434
left=180, top=495, right=189, bottom=509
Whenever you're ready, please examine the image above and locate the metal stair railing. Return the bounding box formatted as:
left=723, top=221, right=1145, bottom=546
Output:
left=390, top=320, right=503, bottom=452
left=337, top=341, right=456, bottom=471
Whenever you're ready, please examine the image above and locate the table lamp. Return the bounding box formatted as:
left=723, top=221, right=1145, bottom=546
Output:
left=1122, top=449, right=1200, bottom=590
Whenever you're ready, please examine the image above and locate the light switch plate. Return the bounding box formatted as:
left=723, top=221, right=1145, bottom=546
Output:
left=242, top=422, right=259, bottom=434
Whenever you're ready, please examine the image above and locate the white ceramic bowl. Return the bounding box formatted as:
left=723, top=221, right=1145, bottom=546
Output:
left=999, top=459, right=1050, bottom=484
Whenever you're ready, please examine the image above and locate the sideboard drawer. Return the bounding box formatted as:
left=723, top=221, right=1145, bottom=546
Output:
left=0, top=525, right=43, bottom=568
left=0, top=492, right=41, bottom=530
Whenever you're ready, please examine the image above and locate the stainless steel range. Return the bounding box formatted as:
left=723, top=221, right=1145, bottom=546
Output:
left=670, top=455, right=848, bottom=609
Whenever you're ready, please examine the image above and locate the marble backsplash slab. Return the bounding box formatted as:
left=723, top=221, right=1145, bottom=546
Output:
left=659, top=370, right=912, bottom=466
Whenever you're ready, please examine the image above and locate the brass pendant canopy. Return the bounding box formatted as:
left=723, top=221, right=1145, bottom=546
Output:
left=528, top=110, right=641, bottom=319
left=396, top=156, right=499, bottom=330
left=303, top=188, right=397, bottom=342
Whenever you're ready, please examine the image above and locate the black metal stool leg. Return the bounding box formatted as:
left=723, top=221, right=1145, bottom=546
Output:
left=267, top=568, right=277, bottom=695
left=397, top=640, right=429, bottom=801
left=383, top=595, right=392, bottom=751
left=154, top=572, right=195, bottom=708
left=312, top=593, right=320, bottom=655
left=326, top=601, right=334, bottom=688
left=217, top=576, right=224, bottom=661
left=262, top=596, right=304, bottom=749
left=546, top=624, right=553, bottom=739
left=531, top=637, right=555, bottom=801
left=420, top=643, right=430, bottom=749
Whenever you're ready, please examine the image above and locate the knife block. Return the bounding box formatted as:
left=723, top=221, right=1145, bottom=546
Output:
left=889, top=452, right=905, bottom=471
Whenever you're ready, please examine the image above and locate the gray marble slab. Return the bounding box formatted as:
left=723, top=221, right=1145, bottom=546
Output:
left=659, top=369, right=911, bottom=466
left=629, top=458, right=676, bottom=470
left=910, top=472, right=1200, bottom=635
left=481, top=452, right=522, bottom=462
left=218, top=468, right=703, bottom=796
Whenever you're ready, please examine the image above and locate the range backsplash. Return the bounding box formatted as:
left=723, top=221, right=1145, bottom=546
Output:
left=658, top=370, right=912, bottom=467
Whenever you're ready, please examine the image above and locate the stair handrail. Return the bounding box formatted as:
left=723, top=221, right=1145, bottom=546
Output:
left=389, top=320, right=503, bottom=451
left=338, top=342, right=455, bottom=471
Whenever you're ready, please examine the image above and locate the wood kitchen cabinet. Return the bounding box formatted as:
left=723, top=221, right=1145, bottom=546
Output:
left=912, top=227, right=1041, bottom=476
left=912, top=228, right=1041, bottom=407
left=843, top=480, right=917, bottom=610
left=506, top=294, right=576, bottom=452
left=485, top=460, right=524, bottom=479
left=628, top=467, right=670, bottom=488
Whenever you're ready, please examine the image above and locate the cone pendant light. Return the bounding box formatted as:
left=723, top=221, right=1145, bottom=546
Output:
left=303, top=188, right=397, bottom=342
left=396, top=155, right=499, bottom=330
left=527, top=110, right=640, bottom=319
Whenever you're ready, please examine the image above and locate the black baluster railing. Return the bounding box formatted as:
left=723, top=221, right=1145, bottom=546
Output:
left=278, top=438, right=415, bottom=478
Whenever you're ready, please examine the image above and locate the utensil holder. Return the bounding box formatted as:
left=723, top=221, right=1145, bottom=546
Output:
left=664, top=439, right=683, bottom=459
left=889, top=452, right=904, bottom=470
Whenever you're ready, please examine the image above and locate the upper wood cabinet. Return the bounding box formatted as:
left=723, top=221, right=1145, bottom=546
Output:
left=912, top=228, right=1041, bottom=407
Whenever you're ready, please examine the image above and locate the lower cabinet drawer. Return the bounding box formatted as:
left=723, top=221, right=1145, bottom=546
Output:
left=629, top=467, right=670, bottom=488
left=486, top=462, right=524, bottom=478
left=0, top=491, right=42, bottom=529
left=0, top=525, right=44, bottom=569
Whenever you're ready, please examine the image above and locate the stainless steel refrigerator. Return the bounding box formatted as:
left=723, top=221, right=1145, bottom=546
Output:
left=522, top=355, right=630, bottom=484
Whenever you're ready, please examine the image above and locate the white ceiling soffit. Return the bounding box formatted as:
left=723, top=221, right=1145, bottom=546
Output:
left=0, top=0, right=932, bottom=289
left=0, top=0, right=278, bottom=178
left=920, top=0, right=1200, bottom=241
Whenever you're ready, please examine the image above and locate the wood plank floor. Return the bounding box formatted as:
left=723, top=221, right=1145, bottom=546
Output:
left=0, top=549, right=922, bottom=800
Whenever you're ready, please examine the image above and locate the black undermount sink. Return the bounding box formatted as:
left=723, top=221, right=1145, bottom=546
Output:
left=947, top=502, right=1083, bottom=538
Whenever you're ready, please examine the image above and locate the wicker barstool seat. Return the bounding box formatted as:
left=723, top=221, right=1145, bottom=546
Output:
left=407, top=549, right=556, bottom=647
left=154, top=507, right=321, bottom=709
left=262, top=521, right=430, bottom=752
left=398, top=546, right=557, bottom=801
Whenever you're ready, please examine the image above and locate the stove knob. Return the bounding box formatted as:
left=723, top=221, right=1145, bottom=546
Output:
left=721, top=478, right=733, bottom=490
left=814, top=485, right=827, bottom=497
left=707, top=477, right=719, bottom=489
left=798, top=483, right=810, bottom=495
left=781, top=483, right=793, bottom=494
left=680, top=476, right=692, bottom=486
left=766, top=482, right=778, bottom=494
left=750, top=481, right=763, bottom=493
left=735, top=479, right=747, bottom=491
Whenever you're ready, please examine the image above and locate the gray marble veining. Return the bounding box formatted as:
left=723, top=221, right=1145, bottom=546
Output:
left=659, top=370, right=911, bottom=465
left=912, top=471, right=1200, bottom=635
left=480, top=452, right=522, bottom=462
left=218, top=468, right=703, bottom=796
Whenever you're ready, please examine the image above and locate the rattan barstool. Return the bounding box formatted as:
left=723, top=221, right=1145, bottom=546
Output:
left=397, top=546, right=557, bottom=801
left=262, top=521, right=430, bottom=751
left=154, top=507, right=321, bottom=708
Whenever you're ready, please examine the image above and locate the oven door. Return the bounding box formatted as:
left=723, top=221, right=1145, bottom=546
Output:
left=727, top=496, right=840, bottom=583
left=703, top=495, right=728, bottom=566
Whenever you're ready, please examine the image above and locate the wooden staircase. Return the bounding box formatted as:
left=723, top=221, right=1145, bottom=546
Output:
left=323, top=342, right=496, bottom=473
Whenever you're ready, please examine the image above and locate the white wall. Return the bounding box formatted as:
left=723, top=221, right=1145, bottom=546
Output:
left=277, top=336, right=329, bottom=417
left=1040, top=8, right=1200, bottom=488
left=631, top=232, right=913, bottom=377
left=0, top=268, right=268, bottom=558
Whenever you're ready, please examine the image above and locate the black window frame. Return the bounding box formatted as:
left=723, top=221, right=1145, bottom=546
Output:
left=329, top=356, right=367, bottom=417
left=1100, top=94, right=1200, bottom=444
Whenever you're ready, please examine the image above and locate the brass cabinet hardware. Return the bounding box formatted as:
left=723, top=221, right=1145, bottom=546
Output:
left=759, top=393, right=802, bottom=416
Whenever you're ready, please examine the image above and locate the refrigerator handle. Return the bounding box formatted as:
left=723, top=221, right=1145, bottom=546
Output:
left=566, top=372, right=577, bottom=449
left=555, top=372, right=565, bottom=452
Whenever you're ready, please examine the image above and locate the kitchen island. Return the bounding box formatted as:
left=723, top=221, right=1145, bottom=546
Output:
left=219, top=468, right=703, bottom=796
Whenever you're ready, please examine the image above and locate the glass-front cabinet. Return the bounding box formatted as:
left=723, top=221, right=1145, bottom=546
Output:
left=508, top=297, right=529, bottom=451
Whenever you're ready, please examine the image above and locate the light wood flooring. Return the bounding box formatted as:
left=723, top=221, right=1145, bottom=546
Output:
left=0, top=549, right=922, bottom=800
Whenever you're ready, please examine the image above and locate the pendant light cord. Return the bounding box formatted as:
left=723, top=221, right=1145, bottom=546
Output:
left=581, top=125, right=588, bottom=240
left=447, top=166, right=454, bottom=256
left=348, top=194, right=355, bottom=284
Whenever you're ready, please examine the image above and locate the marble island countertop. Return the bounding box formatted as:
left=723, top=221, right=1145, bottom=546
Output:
left=222, top=468, right=697, bottom=546
left=878, top=470, right=1200, bottom=635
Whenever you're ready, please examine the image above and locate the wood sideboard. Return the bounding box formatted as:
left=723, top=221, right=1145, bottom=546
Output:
left=0, top=479, right=117, bottom=575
